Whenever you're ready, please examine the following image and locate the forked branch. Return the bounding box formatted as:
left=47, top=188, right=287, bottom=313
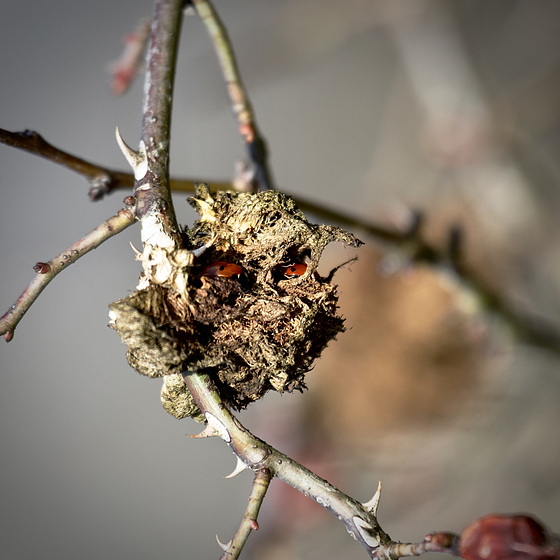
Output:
left=183, top=371, right=397, bottom=558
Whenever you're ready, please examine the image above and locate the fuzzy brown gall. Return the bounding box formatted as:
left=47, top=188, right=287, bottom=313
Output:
left=109, top=185, right=362, bottom=421
left=460, top=514, right=558, bottom=560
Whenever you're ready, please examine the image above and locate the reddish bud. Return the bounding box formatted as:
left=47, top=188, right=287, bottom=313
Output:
left=4, top=331, right=14, bottom=342
left=460, top=514, right=554, bottom=560
left=249, top=519, right=259, bottom=531
left=33, top=262, right=50, bottom=274
left=123, top=195, right=135, bottom=206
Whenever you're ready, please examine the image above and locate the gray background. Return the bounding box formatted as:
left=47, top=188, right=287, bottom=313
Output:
left=1, top=2, right=560, bottom=559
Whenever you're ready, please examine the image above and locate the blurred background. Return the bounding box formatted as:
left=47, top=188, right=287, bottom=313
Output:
left=1, top=1, right=559, bottom=559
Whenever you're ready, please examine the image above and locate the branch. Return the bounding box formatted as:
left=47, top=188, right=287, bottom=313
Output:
left=182, top=372, right=470, bottom=559
left=0, top=127, right=236, bottom=198
left=192, top=0, right=274, bottom=191
left=110, top=17, right=151, bottom=95
left=0, top=128, right=134, bottom=201
left=377, top=532, right=461, bottom=560
left=117, top=0, right=184, bottom=248
left=0, top=207, right=135, bottom=341
left=219, top=468, right=272, bottom=560
left=182, top=371, right=393, bottom=558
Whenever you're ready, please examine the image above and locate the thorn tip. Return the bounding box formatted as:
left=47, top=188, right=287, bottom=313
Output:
left=225, top=456, right=248, bottom=479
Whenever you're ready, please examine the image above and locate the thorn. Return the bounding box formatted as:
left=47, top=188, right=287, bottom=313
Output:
left=129, top=242, right=143, bottom=259
left=225, top=456, right=248, bottom=479
left=216, top=535, right=232, bottom=552
left=362, top=481, right=382, bottom=516
left=205, top=412, right=231, bottom=443
left=115, top=126, right=148, bottom=180
left=186, top=424, right=219, bottom=439
left=353, top=516, right=380, bottom=549
left=191, top=234, right=217, bottom=258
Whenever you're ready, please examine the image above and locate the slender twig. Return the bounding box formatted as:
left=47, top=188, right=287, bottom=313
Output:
left=110, top=17, right=151, bottom=96
left=219, top=468, right=272, bottom=560
left=0, top=128, right=135, bottom=201
left=376, top=532, right=461, bottom=560
left=0, top=208, right=135, bottom=341
left=192, top=0, right=274, bottom=191
left=0, top=127, right=235, bottom=198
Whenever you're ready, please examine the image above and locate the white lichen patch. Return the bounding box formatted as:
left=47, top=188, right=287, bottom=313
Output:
left=138, top=244, right=195, bottom=291
left=140, top=211, right=176, bottom=249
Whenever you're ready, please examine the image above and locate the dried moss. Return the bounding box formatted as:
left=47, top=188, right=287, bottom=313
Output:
left=109, top=185, right=362, bottom=421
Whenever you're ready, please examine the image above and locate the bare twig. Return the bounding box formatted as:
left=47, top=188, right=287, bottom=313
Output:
left=376, top=532, right=461, bottom=560
left=0, top=207, right=135, bottom=341
left=0, top=128, right=135, bottom=201
left=192, top=0, right=274, bottom=191
left=219, top=468, right=272, bottom=560
left=0, top=127, right=235, bottom=198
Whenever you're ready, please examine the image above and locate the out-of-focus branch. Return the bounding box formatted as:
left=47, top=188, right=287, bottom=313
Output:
left=110, top=17, right=151, bottom=96
left=376, top=532, right=461, bottom=560
left=192, top=0, right=274, bottom=191
left=0, top=207, right=135, bottom=341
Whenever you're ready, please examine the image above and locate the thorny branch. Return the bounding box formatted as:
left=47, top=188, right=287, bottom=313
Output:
left=183, top=372, right=397, bottom=558
left=116, top=1, right=396, bottom=556
left=131, top=0, right=184, bottom=246
left=218, top=468, right=272, bottom=560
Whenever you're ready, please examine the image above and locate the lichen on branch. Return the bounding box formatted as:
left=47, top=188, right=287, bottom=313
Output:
left=109, top=185, right=362, bottom=420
